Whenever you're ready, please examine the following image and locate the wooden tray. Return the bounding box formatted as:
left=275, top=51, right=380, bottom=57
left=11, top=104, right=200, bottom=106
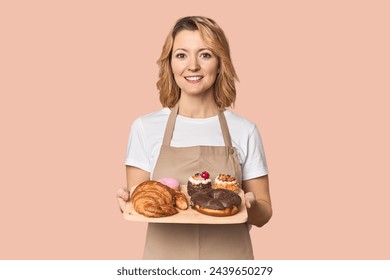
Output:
left=123, top=185, right=247, bottom=224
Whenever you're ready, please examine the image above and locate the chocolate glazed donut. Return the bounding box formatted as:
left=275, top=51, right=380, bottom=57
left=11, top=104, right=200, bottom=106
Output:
left=190, top=189, right=242, bottom=217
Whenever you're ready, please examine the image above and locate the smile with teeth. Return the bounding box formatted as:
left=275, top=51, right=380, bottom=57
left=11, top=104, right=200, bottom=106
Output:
left=185, top=76, right=203, bottom=81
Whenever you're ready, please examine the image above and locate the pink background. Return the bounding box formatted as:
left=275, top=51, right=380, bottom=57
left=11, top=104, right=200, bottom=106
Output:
left=1, top=0, right=389, bottom=259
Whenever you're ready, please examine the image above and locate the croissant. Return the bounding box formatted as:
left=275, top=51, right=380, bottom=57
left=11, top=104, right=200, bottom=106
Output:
left=131, top=181, right=188, bottom=218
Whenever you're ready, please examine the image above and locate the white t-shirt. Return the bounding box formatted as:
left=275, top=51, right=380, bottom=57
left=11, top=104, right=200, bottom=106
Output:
left=125, top=108, right=268, bottom=181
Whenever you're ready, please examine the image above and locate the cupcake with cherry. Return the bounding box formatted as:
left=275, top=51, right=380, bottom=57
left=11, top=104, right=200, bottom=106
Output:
left=187, top=171, right=212, bottom=196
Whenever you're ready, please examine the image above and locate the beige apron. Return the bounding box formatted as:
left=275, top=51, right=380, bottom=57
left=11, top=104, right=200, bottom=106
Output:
left=144, top=103, right=254, bottom=260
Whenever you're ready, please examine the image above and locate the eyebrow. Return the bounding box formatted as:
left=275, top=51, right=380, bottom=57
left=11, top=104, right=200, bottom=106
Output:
left=173, top=48, right=211, bottom=53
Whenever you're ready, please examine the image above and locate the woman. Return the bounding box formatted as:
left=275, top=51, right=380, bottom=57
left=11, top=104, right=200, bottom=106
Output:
left=117, top=16, right=272, bottom=259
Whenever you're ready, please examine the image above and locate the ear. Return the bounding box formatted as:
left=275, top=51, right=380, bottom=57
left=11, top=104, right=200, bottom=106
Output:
left=217, top=60, right=222, bottom=74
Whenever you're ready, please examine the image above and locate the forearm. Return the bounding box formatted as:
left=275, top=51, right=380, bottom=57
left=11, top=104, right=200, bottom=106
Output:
left=242, top=175, right=272, bottom=227
left=126, top=166, right=150, bottom=191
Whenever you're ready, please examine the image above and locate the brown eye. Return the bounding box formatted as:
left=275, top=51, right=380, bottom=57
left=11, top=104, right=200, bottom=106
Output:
left=200, top=53, right=212, bottom=58
left=176, top=53, right=186, bottom=59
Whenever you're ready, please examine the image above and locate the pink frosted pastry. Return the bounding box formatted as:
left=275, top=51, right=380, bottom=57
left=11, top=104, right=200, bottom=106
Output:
left=158, top=178, right=180, bottom=191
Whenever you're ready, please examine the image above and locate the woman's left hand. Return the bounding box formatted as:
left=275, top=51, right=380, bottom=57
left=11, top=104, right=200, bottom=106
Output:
left=244, top=191, right=256, bottom=208
left=242, top=176, right=272, bottom=227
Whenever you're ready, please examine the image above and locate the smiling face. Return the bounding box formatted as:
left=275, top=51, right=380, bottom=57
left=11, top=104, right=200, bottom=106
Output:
left=171, top=30, right=219, bottom=98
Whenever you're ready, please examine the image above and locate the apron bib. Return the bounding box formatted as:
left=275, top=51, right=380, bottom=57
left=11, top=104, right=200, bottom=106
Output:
left=144, top=103, right=254, bottom=260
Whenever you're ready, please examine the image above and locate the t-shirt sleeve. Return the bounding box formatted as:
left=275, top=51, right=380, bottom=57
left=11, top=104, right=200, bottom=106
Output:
left=124, top=118, right=152, bottom=173
left=241, top=125, right=268, bottom=181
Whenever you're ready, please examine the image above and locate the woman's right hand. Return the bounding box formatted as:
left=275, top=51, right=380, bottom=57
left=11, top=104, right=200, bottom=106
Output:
left=116, top=188, right=130, bottom=213
left=118, top=166, right=150, bottom=213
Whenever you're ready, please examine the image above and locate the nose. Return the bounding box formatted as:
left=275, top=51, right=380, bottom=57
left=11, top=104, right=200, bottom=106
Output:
left=188, top=56, right=200, bottom=72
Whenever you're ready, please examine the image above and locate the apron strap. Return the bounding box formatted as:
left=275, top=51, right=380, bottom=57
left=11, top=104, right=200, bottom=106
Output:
left=162, top=102, right=233, bottom=147
left=162, top=103, right=179, bottom=146
left=217, top=109, right=233, bottom=147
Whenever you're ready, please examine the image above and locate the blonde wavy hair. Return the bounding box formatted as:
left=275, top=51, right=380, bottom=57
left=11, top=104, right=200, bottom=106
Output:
left=157, top=16, right=239, bottom=109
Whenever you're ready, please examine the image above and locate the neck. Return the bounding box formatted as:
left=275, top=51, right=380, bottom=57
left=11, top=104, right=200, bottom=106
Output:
left=177, top=94, right=220, bottom=118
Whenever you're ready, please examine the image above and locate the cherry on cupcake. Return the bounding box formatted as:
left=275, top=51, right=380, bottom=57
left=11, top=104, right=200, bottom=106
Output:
left=200, top=171, right=210, bottom=179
